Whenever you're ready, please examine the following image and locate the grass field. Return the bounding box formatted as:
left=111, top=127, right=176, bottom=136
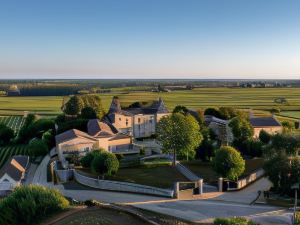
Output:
left=0, top=88, right=300, bottom=116
left=0, top=116, right=25, bottom=132
left=279, top=111, right=300, bottom=119
left=0, top=145, right=29, bottom=169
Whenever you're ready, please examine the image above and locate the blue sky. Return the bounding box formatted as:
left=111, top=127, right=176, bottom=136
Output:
left=1, top=0, right=300, bottom=79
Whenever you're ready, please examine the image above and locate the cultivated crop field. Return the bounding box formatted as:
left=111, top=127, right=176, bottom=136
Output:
left=0, top=145, right=29, bottom=169
left=0, top=88, right=300, bottom=115
left=0, top=116, right=25, bottom=133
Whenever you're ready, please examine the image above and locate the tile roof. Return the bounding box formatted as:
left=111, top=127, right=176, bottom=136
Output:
left=0, top=156, right=29, bottom=182
left=87, top=119, right=117, bottom=137
left=55, top=129, right=96, bottom=144
left=250, top=117, right=282, bottom=127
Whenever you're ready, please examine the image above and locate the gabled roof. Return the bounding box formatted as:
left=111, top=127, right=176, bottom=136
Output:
left=87, top=119, right=117, bottom=137
left=107, top=97, right=169, bottom=119
left=55, top=129, right=96, bottom=145
left=0, top=156, right=29, bottom=182
left=250, top=117, right=282, bottom=127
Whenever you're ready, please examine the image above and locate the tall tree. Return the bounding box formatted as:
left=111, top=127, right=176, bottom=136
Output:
left=229, top=115, right=254, bottom=153
left=64, top=95, right=84, bottom=115
left=156, top=113, right=202, bottom=164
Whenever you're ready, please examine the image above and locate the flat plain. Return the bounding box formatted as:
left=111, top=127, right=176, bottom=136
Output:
left=0, top=88, right=300, bottom=117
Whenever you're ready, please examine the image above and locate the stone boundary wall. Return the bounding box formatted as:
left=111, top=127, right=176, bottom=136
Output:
left=73, top=170, right=174, bottom=197
left=54, top=167, right=174, bottom=197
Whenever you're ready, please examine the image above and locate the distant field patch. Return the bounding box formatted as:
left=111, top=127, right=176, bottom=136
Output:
left=0, top=145, right=29, bottom=169
left=0, top=116, right=25, bottom=133
left=1, top=87, right=300, bottom=115
left=280, top=111, right=300, bottom=119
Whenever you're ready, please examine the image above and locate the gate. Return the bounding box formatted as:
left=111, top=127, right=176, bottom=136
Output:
left=175, top=180, right=203, bottom=199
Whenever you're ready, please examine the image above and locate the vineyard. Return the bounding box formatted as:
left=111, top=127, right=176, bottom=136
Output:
left=0, top=116, right=25, bottom=133
left=0, top=145, right=29, bottom=169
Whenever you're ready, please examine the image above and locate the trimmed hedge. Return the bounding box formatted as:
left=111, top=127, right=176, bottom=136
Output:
left=0, top=185, right=69, bottom=225
left=214, top=217, right=259, bottom=225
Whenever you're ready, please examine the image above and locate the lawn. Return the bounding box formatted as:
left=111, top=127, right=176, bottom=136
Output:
left=109, top=165, right=187, bottom=189
left=1, top=87, right=300, bottom=115
left=78, top=164, right=188, bottom=189
left=53, top=208, right=148, bottom=225
left=182, top=158, right=264, bottom=184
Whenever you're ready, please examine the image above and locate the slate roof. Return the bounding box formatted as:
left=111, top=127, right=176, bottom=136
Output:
left=107, top=97, right=169, bottom=123
left=55, top=129, right=96, bottom=144
left=250, top=117, right=282, bottom=127
left=87, top=119, right=115, bottom=137
left=0, top=156, right=29, bottom=182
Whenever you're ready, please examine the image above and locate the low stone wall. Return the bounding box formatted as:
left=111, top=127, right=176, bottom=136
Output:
left=54, top=161, right=74, bottom=182
left=73, top=170, right=174, bottom=197
left=227, top=169, right=265, bottom=191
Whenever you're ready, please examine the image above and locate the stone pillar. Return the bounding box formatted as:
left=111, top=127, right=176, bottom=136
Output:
left=218, top=178, right=223, bottom=192
left=197, top=179, right=203, bottom=195
left=174, top=182, right=180, bottom=198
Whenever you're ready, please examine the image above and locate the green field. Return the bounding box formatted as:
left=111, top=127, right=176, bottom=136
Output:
left=0, top=88, right=300, bottom=115
left=0, top=116, right=25, bottom=132
left=279, top=111, right=300, bottom=119
left=0, top=145, right=29, bottom=169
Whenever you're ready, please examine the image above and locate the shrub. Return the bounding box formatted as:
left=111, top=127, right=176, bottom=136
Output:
left=91, top=152, right=119, bottom=177
left=42, top=129, right=55, bottom=149
left=0, top=124, right=15, bottom=145
left=81, top=106, right=97, bottom=119
left=259, top=130, right=271, bottom=144
left=28, top=139, right=49, bottom=157
left=204, top=107, right=221, bottom=118
left=213, top=146, right=245, bottom=180
left=80, top=149, right=103, bottom=168
left=0, top=185, right=69, bottom=225
left=18, top=119, right=55, bottom=143
left=57, top=118, right=88, bottom=134
left=84, top=199, right=101, bottom=207
left=214, top=217, right=258, bottom=225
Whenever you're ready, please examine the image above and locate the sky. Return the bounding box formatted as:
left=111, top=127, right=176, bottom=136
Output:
left=1, top=0, right=300, bottom=79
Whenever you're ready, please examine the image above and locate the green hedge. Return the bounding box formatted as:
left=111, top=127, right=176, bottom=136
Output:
left=214, top=217, right=259, bottom=225
left=0, top=185, right=69, bottom=225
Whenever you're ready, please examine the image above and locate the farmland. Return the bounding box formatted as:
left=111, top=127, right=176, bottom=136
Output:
left=279, top=111, right=300, bottom=119
left=0, top=116, right=25, bottom=133
left=0, top=145, right=29, bottom=169
left=0, top=88, right=300, bottom=116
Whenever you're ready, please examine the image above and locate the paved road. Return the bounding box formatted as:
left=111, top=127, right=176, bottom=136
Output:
left=132, top=200, right=292, bottom=225
left=212, top=177, right=272, bottom=204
